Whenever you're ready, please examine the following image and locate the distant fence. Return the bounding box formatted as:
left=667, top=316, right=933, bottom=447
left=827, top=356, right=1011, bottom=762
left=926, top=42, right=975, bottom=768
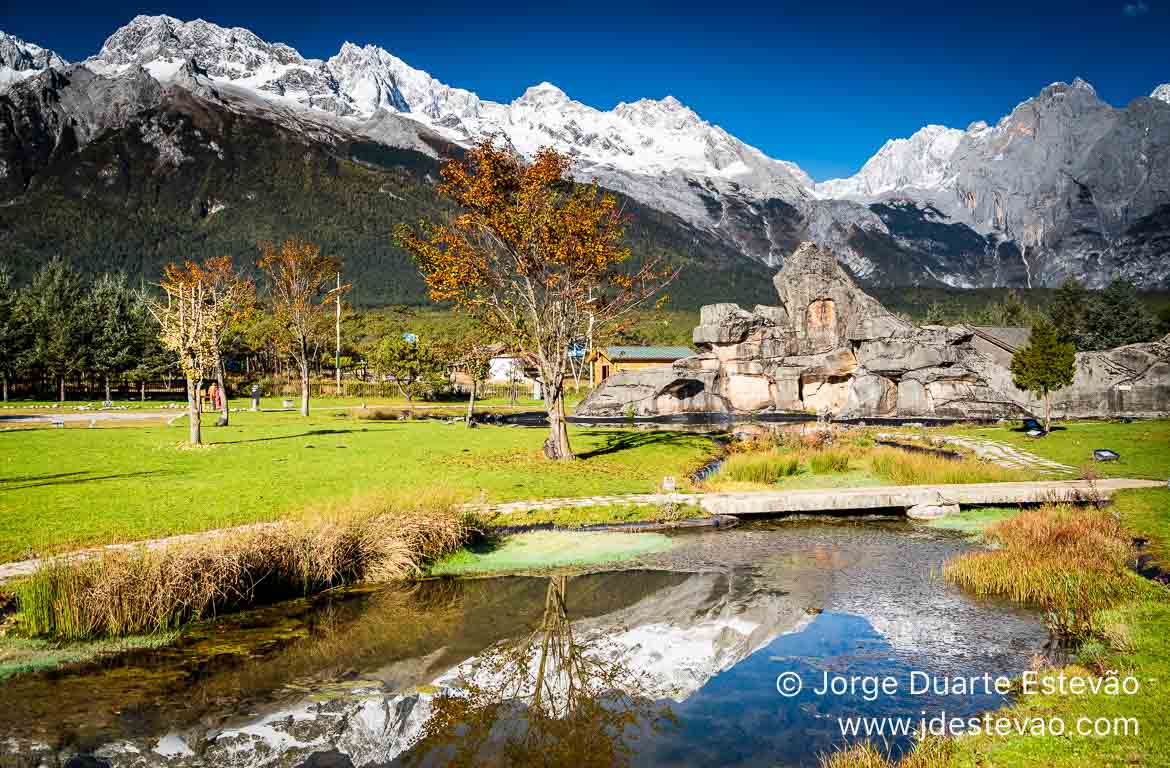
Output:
left=2, top=374, right=594, bottom=403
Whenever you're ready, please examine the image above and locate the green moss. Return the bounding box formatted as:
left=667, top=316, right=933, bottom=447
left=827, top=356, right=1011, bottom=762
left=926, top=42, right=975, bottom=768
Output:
left=428, top=531, right=675, bottom=577
left=0, top=632, right=179, bottom=679
left=924, top=506, right=1023, bottom=536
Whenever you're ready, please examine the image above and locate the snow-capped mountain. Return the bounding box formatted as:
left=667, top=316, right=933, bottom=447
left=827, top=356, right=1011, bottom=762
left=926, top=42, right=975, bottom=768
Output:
left=816, top=124, right=965, bottom=200
left=815, top=78, right=1170, bottom=287
left=1, top=13, right=1168, bottom=291
left=82, top=15, right=812, bottom=204
left=0, top=31, right=67, bottom=89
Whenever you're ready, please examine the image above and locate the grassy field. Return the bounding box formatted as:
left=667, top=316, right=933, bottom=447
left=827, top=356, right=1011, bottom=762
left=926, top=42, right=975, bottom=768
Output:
left=0, top=413, right=715, bottom=562
left=944, top=419, right=1170, bottom=480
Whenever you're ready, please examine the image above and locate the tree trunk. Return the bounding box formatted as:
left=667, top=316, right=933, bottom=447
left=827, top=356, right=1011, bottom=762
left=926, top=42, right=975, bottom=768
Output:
left=540, top=368, right=573, bottom=461
left=1044, top=391, right=1052, bottom=434
left=299, top=356, right=310, bottom=417
left=2, top=375, right=7, bottom=402
left=59, top=376, right=65, bottom=403
left=216, top=354, right=230, bottom=426
left=140, top=380, right=146, bottom=402
left=104, top=375, right=111, bottom=403
left=187, top=375, right=202, bottom=445
left=466, top=379, right=476, bottom=427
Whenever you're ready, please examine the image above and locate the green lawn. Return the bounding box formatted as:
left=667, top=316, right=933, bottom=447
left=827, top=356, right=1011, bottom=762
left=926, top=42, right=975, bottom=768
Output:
left=0, top=413, right=715, bottom=562
left=944, top=420, right=1170, bottom=480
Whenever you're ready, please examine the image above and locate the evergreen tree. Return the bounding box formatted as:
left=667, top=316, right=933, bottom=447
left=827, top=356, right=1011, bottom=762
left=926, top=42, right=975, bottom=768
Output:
left=1155, top=304, right=1170, bottom=338
left=0, top=263, right=25, bottom=401
left=88, top=273, right=142, bottom=401
left=1047, top=277, right=1089, bottom=347
left=1080, top=279, right=1158, bottom=351
left=16, top=259, right=90, bottom=401
left=1011, top=317, right=1077, bottom=433
left=367, top=335, right=443, bottom=401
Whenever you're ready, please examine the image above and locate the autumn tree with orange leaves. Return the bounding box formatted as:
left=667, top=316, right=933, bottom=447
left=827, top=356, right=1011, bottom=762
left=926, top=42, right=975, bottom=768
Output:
left=397, top=141, right=676, bottom=460
left=258, top=239, right=346, bottom=417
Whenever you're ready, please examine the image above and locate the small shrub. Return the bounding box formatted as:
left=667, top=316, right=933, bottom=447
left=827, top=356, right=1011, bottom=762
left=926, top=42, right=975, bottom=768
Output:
left=1076, top=639, right=1110, bottom=674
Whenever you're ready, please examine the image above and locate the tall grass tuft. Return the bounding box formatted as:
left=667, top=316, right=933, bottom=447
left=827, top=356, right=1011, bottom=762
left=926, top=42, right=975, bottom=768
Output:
left=867, top=446, right=1027, bottom=485
left=809, top=449, right=852, bottom=474
left=819, top=735, right=956, bottom=767
left=943, top=504, right=1151, bottom=638
left=717, top=451, right=801, bottom=484
left=15, top=491, right=475, bottom=640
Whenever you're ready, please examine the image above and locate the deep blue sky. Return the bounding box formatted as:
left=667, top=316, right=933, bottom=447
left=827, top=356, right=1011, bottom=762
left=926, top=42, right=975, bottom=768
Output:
left=5, top=1, right=1168, bottom=180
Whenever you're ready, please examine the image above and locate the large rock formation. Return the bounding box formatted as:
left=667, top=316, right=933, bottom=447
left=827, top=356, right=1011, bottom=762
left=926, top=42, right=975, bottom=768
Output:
left=576, top=242, right=1170, bottom=421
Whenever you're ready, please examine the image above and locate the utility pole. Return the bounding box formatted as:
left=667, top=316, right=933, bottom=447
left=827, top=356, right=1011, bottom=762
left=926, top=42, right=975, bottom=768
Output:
left=335, top=271, right=342, bottom=397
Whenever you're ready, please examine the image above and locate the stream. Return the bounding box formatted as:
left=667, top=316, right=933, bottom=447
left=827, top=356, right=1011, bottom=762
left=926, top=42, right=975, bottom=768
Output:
left=0, top=519, right=1047, bottom=767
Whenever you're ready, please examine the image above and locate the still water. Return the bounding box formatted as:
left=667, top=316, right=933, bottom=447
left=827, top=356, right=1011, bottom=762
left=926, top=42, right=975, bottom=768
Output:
left=1, top=520, right=1046, bottom=767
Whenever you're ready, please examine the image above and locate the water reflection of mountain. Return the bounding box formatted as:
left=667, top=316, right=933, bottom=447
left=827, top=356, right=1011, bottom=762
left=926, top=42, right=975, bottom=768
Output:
left=0, top=569, right=809, bottom=766
left=0, top=522, right=1049, bottom=767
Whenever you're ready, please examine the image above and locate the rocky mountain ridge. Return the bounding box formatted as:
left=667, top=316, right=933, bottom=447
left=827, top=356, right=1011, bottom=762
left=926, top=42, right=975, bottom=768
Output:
left=1, top=16, right=1167, bottom=291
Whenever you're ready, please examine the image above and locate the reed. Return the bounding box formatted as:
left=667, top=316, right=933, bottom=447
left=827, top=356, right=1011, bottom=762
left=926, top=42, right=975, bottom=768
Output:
left=14, top=491, right=475, bottom=640
left=809, top=449, right=852, bottom=474
left=943, top=504, right=1151, bottom=638
left=866, top=446, right=1026, bottom=485
left=716, top=451, right=802, bottom=484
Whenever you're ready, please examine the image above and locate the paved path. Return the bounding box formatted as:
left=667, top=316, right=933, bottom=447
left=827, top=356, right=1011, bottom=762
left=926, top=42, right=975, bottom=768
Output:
left=3, top=479, right=1161, bottom=584
left=478, top=479, right=1162, bottom=518
left=877, top=432, right=1078, bottom=475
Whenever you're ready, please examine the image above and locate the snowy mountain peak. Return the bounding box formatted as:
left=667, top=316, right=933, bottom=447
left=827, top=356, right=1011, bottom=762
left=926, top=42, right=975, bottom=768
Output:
left=0, top=30, right=68, bottom=90
left=1152, top=84, right=1170, bottom=104
left=816, top=123, right=964, bottom=200
left=515, top=81, right=570, bottom=105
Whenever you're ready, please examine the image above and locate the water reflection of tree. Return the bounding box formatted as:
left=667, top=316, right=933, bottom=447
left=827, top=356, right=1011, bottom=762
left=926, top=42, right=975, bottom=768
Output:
left=405, top=575, right=677, bottom=767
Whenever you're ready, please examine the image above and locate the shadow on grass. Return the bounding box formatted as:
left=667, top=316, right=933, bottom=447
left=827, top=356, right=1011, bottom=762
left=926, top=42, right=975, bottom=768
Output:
left=0, top=470, right=174, bottom=491
left=214, top=428, right=369, bottom=445
left=574, top=429, right=707, bottom=460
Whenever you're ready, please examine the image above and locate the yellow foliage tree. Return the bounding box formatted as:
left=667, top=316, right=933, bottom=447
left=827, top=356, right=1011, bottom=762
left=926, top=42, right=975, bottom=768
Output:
left=258, top=239, right=347, bottom=417
left=396, top=141, right=676, bottom=460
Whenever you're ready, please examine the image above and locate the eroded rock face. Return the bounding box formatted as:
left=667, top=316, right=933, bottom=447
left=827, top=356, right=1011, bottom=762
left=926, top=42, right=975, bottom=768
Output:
left=575, top=241, right=1170, bottom=420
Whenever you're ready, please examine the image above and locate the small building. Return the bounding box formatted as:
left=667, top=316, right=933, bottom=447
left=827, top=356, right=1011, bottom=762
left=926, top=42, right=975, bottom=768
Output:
left=589, top=346, right=693, bottom=384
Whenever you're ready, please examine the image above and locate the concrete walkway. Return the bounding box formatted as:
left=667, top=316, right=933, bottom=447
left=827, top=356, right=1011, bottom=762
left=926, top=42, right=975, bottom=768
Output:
left=2, top=479, right=1161, bottom=584
left=478, top=479, right=1162, bottom=518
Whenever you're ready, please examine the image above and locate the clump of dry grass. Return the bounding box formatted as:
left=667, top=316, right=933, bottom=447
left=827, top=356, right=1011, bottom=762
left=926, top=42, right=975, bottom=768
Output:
left=943, top=503, right=1150, bottom=638
left=867, top=446, right=1026, bottom=485
left=16, top=490, right=475, bottom=640
left=820, top=735, right=956, bottom=768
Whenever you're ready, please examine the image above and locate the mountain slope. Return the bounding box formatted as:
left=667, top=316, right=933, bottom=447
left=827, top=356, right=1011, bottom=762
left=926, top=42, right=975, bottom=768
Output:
left=0, top=68, right=777, bottom=307
left=0, top=31, right=67, bottom=90
left=1, top=15, right=1167, bottom=294
left=820, top=80, right=1170, bottom=287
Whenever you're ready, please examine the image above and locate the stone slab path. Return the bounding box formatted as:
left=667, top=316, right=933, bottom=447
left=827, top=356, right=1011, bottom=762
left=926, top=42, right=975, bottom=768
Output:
left=876, top=432, right=1078, bottom=475
left=3, top=479, right=1162, bottom=585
